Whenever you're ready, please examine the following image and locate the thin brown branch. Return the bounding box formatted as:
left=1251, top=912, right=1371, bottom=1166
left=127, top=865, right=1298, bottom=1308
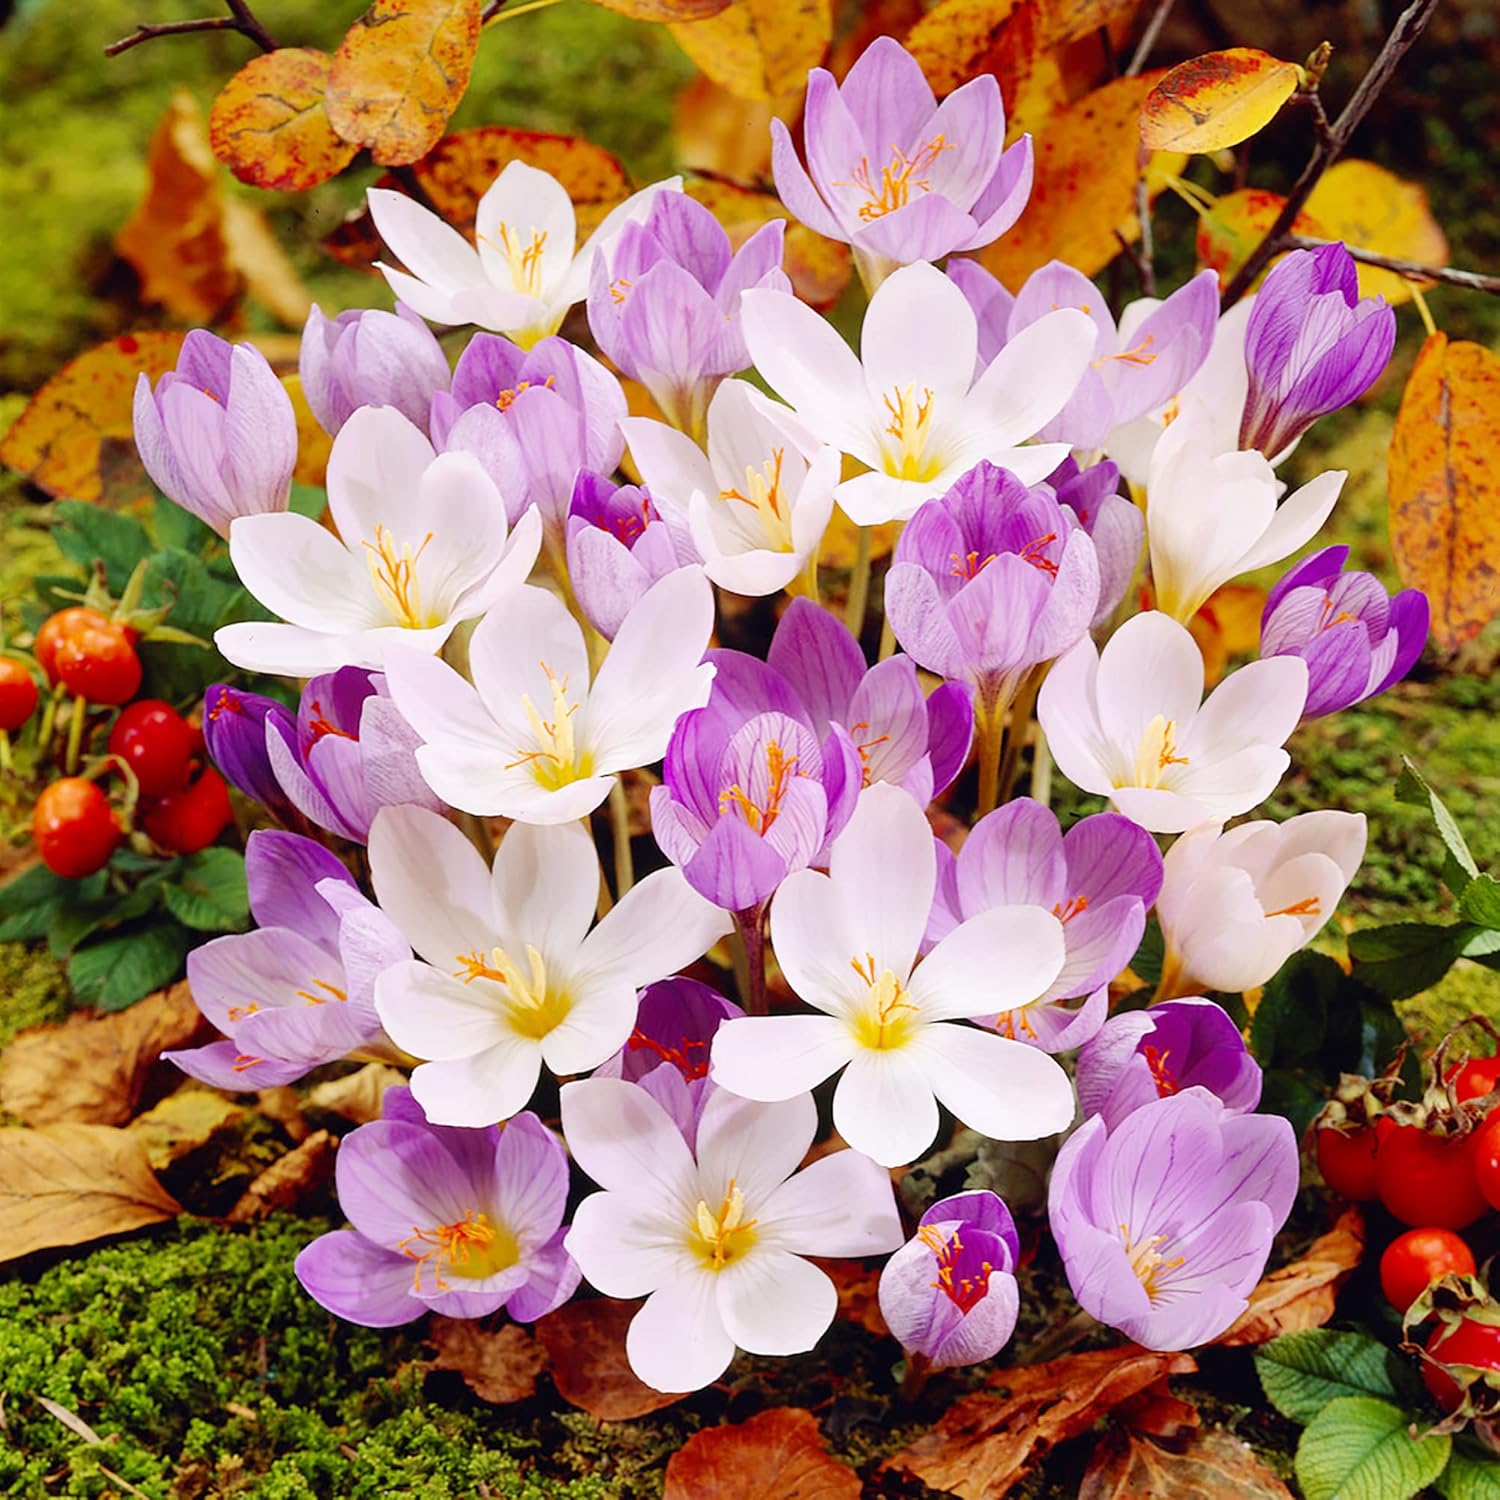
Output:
left=1284, top=236, right=1500, bottom=295
left=1220, top=0, right=1442, bottom=307
left=1115, top=172, right=1158, bottom=297
left=481, top=0, right=507, bottom=19
left=224, top=0, right=279, bottom=52
left=105, top=0, right=278, bottom=57
left=1125, top=0, right=1177, bottom=77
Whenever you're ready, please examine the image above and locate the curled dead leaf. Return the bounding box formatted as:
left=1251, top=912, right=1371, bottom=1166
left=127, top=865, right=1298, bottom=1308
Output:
left=428, top=1318, right=547, bottom=1404
left=674, top=73, right=775, bottom=181
left=226, top=1130, right=337, bottom=1223
left=809, top=1257, right=889, bottom=1336
left=1080, top=1424, right=1294, bottom=1499
left=663, top=1406, right=861, bottom=1498
left=306, top=1063, right=409, bottom=1125
left=1114, top=1377, right=1201, bottom=1441
left=534, top=1297, right=687, bottom=1419
left=128, top=1089, right=243, bottom=1170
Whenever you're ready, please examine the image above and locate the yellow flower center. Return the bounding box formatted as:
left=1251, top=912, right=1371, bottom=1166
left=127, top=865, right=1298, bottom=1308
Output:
left=504, top=664, right=595, bottom=791
left=881, top=384, right=941, bottom=482
left=718, top=740, right=799, bottom=837
left=842, top=135, right=953, bottom=222
left=689, top=1179, right=758, bottom=1271
left=398, top=1208, right=519, bottom=1293
left=496, top=223, right=549, bottom=298
left=1120, top=1225, right=1184, bottom=1302
left=718, top=448, right=794, bottom=551
left=1127, top=714, right=1191, bottom=789
left=847, top=953, right=920, bottom=1051
left=363, top=524, right=435, bottom=630
left=455, top=942, right=572, bottom=1041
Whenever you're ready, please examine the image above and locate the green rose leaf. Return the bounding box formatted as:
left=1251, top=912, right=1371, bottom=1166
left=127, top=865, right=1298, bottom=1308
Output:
left=1255, top=1329, right=1415, bottom=1424
left=162, top=848, right=250, bottom=933
left=1296, top=1395, right=1451, bottom=1500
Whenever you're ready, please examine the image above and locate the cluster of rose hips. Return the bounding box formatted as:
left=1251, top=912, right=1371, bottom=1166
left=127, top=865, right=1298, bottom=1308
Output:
left=2, top=604, right=231, bottom=879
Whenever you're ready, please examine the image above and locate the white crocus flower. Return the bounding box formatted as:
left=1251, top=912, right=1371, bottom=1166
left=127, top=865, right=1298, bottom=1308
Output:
left=710, top=783, right=1073, bottom=1168
left=1038, top=611, right=1308, bottom=834
left=215, top=406, right=540, bottom=676
left=368, top=161, right=681, bottom=348
left=562, top=1079, right=903, bottom=1392
left=370, top=806, right=729, bottom=1126
left=622, top=379, right=838, bottom=597
left=740, top=261, right=1095, bottom=525
left=1146, top=407, right=1345, bottom=623
left=384, top=568, right=716, bottom=825
left=1156, top=812, right=1367, bottom=996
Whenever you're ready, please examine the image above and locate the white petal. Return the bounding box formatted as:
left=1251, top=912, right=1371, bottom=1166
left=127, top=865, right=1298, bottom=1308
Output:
left=861, top=262, right=978, bottom=407
left=576, top=866, right=730, bottom=990
left=695, top=1088, right=817, bottom=1211
left=769, top=869, right=862, bottom=1016
left=324, top=405, right=437, bottom=548
left=717, top=1248, right=835, bottom=1357
left=909, top=905, right=1066, bottom=1020
left=374, top=961, right=505, bottom=1061
left=627, top=1273, right=733, bottom=1393
left=491, top=819, right=599, bottom=964
left=709, top=1015, right=855, bottom=1101
left=1096, top=611, right=1204, bottom=757
left=911, top=1025, right=1076, bottom=1141
left=565, top=1190, right=692, bottom=1298
left=967, top=307, right=1097, bottom=442
left=468, top=585, right=590, bottom=741
left=559, top=1077, right=698, bottom=1206
left=368, top=188, right=484, bottom=295
left=621, top=415, right=715, bottom=517
left=833, top=1050, right=940, bottom=1168
left=1233, top=470, right=1346, bottom=575
left=408, top=1038, right=542, bottom=1126
left=227, top=513, right=375, bottom=632
left=759, top=1151, right=903, bottom=1257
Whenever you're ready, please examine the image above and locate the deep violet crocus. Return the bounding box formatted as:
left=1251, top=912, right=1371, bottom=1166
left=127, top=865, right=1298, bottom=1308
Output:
left=1239, top=242, right=1396, bottom=460
left=167, top=831, right=408, bottom=1089
left=1045, top=456, right=1142, bottom=630
left=593, top=977, right=744, bottom=1148
left=1074, top=999, right=1263, bottom=1132
left=926, top=798, right=1163, bottom=1051
left=203, top=684, right=296, bottom=823
left=133, top=330, right=296, bottom=537
left=299, top=302, right=451, bottom=437
left=295, top=1086, right=579, bottom=1326
left=1260, top=546, right=1429, bottom=719
left=878, top=1191, right=1021, bottom=1370
left=1048, top=1088, right=1298, bottom=1350
left=588, top=190, right=789, bottom=436
left=772, top=36, right=1033, bottom=290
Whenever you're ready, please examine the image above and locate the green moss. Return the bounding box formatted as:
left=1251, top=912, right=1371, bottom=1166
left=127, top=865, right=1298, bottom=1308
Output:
left=0, top=941, right=71, bottom=1051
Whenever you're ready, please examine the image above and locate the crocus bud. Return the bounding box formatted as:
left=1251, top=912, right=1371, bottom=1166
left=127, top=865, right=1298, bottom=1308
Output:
left=878, top=1191, right=1020, bottom=1370
left=1075, top=998, right=1263, bottom=1131
left=299, top=302, right=451, bottom=436
left=133, top=331, right=296, bottom=537
left=1260, top=546, right=1429, bottom=719
left=201, top=683, right=294, bottom=821
left=1239, top=242, right=1396, bottom=459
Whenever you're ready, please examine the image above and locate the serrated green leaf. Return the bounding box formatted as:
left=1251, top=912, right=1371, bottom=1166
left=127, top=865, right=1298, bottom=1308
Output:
left=162, top=848, right=249, bottom=933
left=1349, top=923, right=1472, bottom=999
left=1255, top=1330, right=1413, bottom=1424
left=1296, top=1395, right=1451, bottom=1500
left=47, top=876, right=169, bottom=956
left=1437, top=1441, right=1500, bottom=1500
left=67, top=922, right=191, bottom=1011
left=1397, top=759, right=1479, bottom=892
left=0, top=862, right=70, bottom=919
left=152, top=493, right=216, bottom=555
left=1458, top=875, right=1500, bottom=929
left=51, top=500, right=152, bottom=592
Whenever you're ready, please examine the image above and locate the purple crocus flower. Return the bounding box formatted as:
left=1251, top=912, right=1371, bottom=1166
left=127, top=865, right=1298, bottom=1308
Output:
left=295, top=1086, right=580, bottom=1326
left=1260, top=546, right=1429, bottom=719
left=1048, top=1088, right=1298, bottom=1350
left=203, top=684, right=295, bottom=822
left=587, top=191, right=790, bottom=437
left=1075, top=999, right=1263, bottom=1132
left=878, top=1190, right=1020, bottom=1371
left=649, top=654, right=861, bottom=914
left=430, top=333, right=626, bottom=538
left=133, top=330, right=296, bottom=537
left=1007, top=263, right=1219, bottom=450
left=946, top=258, right=1013, bottom=374
left=299, top=302, right=451, bottom=437
left=593, top=977, right=743, bottom=1147
left=1045, top=456, right=1142, bottom=629
left=767, top=598, right=973, bottom=805
left=926, top=798, right=1163, bottom=1050
left=264, top=666, right=443, bottom=844
left=1239, top=242, right=1396, bottom=459
left=772, top=36, right=1033, bottom=288
left=884, top=462, right=1100, bottom=720
left=564, top=471, right=696, bottom=640
left=167, top=831, right=409, bottom=1089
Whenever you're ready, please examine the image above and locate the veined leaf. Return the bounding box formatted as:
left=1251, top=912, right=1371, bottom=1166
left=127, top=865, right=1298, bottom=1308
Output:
left=1141, top=48, right=1301, bottom=153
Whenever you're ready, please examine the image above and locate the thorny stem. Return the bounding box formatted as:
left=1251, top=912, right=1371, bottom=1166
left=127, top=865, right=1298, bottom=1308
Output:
left=1125, top=0, right=1177, bottom=76
left=734, top=903, right=769, bottom=1017
left=1220, top=0, right=1443, bottom=308
left=105, top=0, right=279, bottom=57
left=844, top=526, right=873, bottom=637
left=1284, top=236, right=1500, bottom=295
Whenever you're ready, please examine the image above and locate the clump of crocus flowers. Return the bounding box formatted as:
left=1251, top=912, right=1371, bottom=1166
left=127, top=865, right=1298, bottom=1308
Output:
left=139, top=32, right=1425, bottom=1397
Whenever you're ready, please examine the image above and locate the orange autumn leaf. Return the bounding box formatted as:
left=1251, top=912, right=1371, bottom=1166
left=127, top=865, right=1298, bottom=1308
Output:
left=427, top=1318, right=548, bottom=1404
left=669, top=0, right=834, bottom=104
left=534, top=1297, right=686, bottom=1420
left=664, top=1408, right=861, bottom=1499
left=1195, top=187, right=1327, bottom=291
left=1189, top=582, right=1268, bottom=688
left=1389, top=333, right=1500, bottom=652
left=979, top=71, right=1185, bottom=286
left=327, top=0, right=483, bottom=167
left=1140, top=48, right=1302, bottom=153
left=674, top=73, right=776, bottom=181
left=589, top=0, right=731, bottom=20
left=1080, top=1425, right=1294, bottom=1500
left=209, top=47, right=359, bottom=192
left=0, top=331, right=185, bottom=502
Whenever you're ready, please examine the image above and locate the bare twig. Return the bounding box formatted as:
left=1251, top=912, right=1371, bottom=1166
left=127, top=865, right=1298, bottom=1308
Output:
left=481, top=0, right=507, bottom=18
left=224, top=0, right=279, bottom=51
left=105, top=0, right=278, bottom=57
left=1220, top=0, right=1442, bottom=307
left=1285, top=235, right=1500, bottom=295
left=1125, top=0, right=1177, bottom=76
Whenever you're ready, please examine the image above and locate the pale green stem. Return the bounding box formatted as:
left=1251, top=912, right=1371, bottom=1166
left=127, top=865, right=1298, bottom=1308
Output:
left=608, top=777, right=634, bottom=897
left=844, top=525, right=873, bottom=636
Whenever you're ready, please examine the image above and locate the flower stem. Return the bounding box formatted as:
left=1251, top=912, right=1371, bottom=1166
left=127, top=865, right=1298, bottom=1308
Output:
left=0, top=729, right=10, bottom=774
left=975, top=696, right=1006, bottom=818
left=609, top=777, right=634, bottom=897
left=457, top=811, right=494, bottom=864
left=877, top=612, right=896, bottom=662
left=734, top=903, right=769, bottom=1016
left=1019, top=1308, right=1097, bottom=1365
left=844, top=526, right=872, bottom=636
left=1030, top=726, right=1053, bottom=808
left=898, top=1352, right=932, bottom=1404
left=994, top=670, right=1042, bottom=810
left=64, top=693, right=87, bottom=775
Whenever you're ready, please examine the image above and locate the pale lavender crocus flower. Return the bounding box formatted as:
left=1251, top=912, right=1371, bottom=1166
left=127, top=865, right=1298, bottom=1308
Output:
left=1260, top=546, right=1429, bottom=719
left=167, top=831, right=408, bottom=1089
left=264, top=666, right=443, bottom=844
left=946, top=258, right=1013, bottom=375
left=1045, top=456, right=1141, bottom=629
left=926, top=798, right=1163, bottom=1051
left=133, top=330, right=296, bottom=537
left=878, top=1190, right=1020, bottom=1371
left=1048, top=1088, right=1297, bottom=1350
left=772, top=36, right=1033, bottom=289
left=299, top=302, right=451, bottom=438
left=295, top=1086, right=579, bottom=1326
left=1075, top=999, right=1263, bottom=1132
left=564, top=471, right=695, bottom=640
left=593, top=977, right=744, bottom=1148
left=1240, top=242, right=1396, bottom=460
left=588, top=191, right=789, bottom=437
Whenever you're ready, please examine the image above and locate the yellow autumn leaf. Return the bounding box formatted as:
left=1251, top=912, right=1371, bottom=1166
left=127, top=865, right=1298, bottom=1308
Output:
left=1140, top=48, right=1302, bottom=153
left=669, top=0, right=833, bottom=103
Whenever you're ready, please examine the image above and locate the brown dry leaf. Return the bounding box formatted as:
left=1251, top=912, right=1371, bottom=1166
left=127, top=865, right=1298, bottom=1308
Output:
left=129, top=1089, right=243, bottom=1170
left=256, top=1085, right=310, bottom=1144
left=1114, top=1377, right=1200, bottom=1440
left=1389, top=333, right=1500, bottom=652
left=221, top=199, right=316, bottom=327
left=428, top=1318, right=547, bottom=1404
left=589, top=0, right=731, bottom=20
left=663, top=1407, right=861, bottom=1499
left=284, top=373, right=333, bottom=488
left=1080, top=1424, right=1294, bottom=1499
left=209, top=47, right=359, bottom=191
left=0, top=1123, right=182, bottom=1264
left=0, top=981, right=204, bottom=1128
left=1139, top=49, right=1302, bottom=154
left=327, top=0, right=482, bottom=167
left=884, top=1345, right=1197, bottom=1498
left=1194, top=187, right=1327, bottom=292
left=669, top=0, right=834, bottom=104
left=674, top=74, right=775, bottom=181
left=810, top=1257, right=889, bottom=1335
left=306, top=1063, right=409, bottom=1125
left=535, top=1297, right=687, bottom=1419
left=0, top=331, right=184, bottom=501
left=1215, top=1207, right=1365, bottom=1347
left=979, top=72, right=1184, bottom=286
left=226, top=1130, right=337, bottom=1223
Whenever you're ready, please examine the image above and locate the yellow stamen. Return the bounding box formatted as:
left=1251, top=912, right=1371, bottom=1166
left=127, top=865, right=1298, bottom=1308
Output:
left=609, top=277, right=632, bottom=306
left=503, top=664, right=594, bottom=791
left=718, top=741, right=798, bottom=836
left=363, top=524, right=434, bottom=630
left=495, top=223, right=549, bottom=298
left=718, top=448, right=793, bottom=551
left=454, top=941, right=572, bottom=1040
left=1128, top=715, right=1190, bottom=789
left=1120, top=1224, right=1184, bottom=1301
left=994, top=1007, right=1039, bottom=1041
left=495, top=373, right=556, bottom=412
left=1097, top=333, right=1158, bottom=370
left=689, top=1179, right=758, bottom=1270
left=881, top=384, right=940, bottom=482
left=294, top=978, right=348, bottom=1007
left=848, top=719, right=891, bottom=788
left=1265, top=896, right=1322, bottom=919
left=397, top=1209, right=519, bottom=1293
left=840, top=136, right=954, bottom=222
left=848, top=953, right=920, bottom=1051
